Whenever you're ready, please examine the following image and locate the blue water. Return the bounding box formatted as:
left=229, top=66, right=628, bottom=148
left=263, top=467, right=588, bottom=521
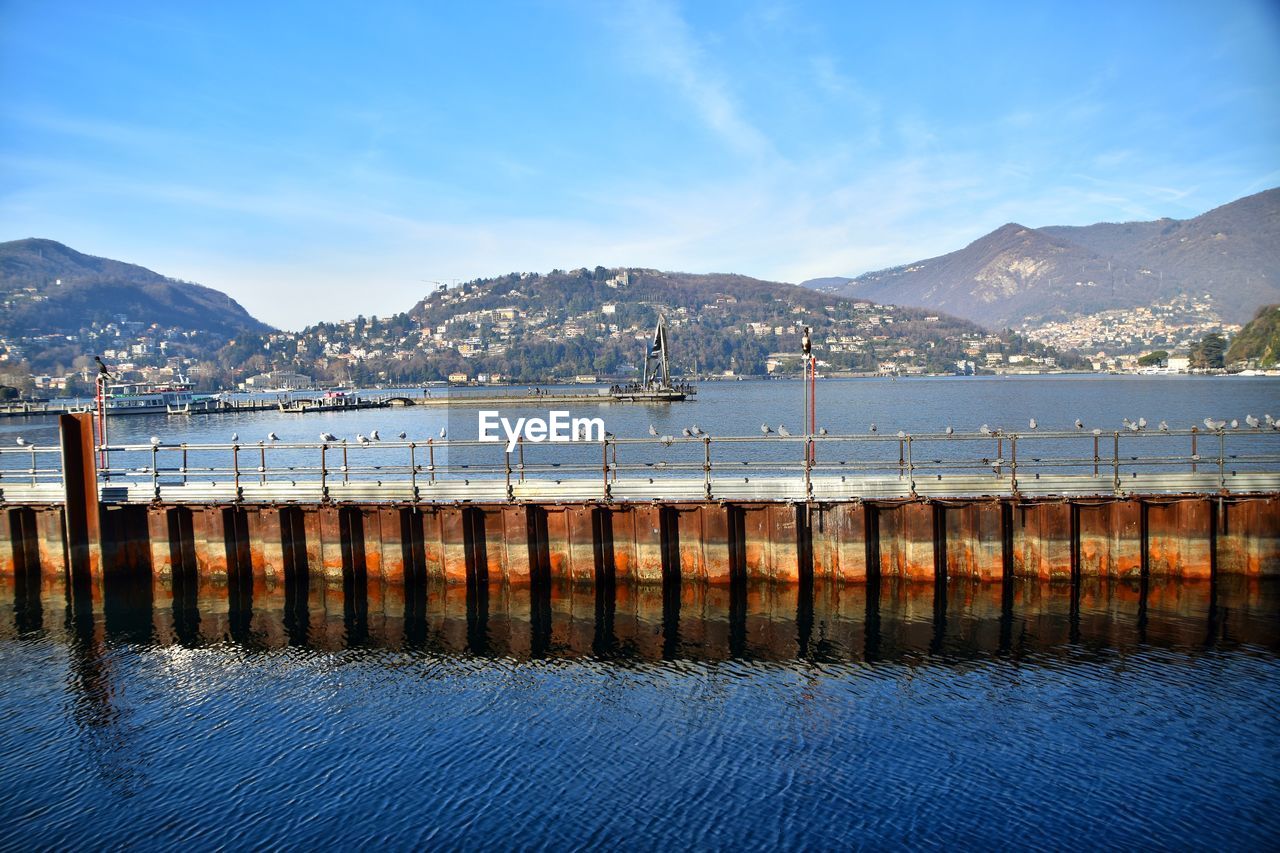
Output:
left=1, top=377, right=1278, bottom=849
left=0, top=579, right=1277, bottom=850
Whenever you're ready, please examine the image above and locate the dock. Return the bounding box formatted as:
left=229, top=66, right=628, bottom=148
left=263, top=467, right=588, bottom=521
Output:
left=0, top=415, right=1276, bottom=610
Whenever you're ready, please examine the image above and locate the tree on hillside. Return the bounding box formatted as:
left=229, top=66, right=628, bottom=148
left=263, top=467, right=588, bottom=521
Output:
left=1137, top=350, right=1169, bottom=367
left=1190, top=333, right=1226, bottom=369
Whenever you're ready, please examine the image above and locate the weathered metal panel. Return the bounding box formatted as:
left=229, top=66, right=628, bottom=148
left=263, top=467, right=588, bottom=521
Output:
left=1014, top=502, right=1073, bottom=580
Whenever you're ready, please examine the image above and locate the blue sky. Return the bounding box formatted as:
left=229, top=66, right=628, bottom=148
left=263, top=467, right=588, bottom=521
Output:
left=2, top=0, right=1277, bottom=330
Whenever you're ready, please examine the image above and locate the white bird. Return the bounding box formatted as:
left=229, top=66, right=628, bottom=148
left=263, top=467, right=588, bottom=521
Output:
left=661, top=435, right=674, bottom=446
left=1138, top=417, right=1147, bottom=430
left=439, top=427, right=447, bottom=439
left=682, top=427, right=692, bottom=437
left=761, top=424, right=773, bottom=435
left=945, top=426, right=954, bottom=436
left=1126, top=421, right=1140, bottom=432
left=1122, top=418, right=1134, bottom=430
left=777, top=424, right=791, bottom=437
left=692, top=425, right=703, bottom=436
left=1158, top=421, right=1169, bottom=432
left=1074, top=418, right=1084, bottom=430
left=980, top=424, right=991, bottom=435
left=231, top=432, right=239, bottom=442
left=869, top=423, right=877, bottom=433
left=397, top=431, right=407, bottom=439
left=1092, top=428, right=1102, bottom=436
left=1246, top=415, right=1259, bottom=429
left=320, top=432, right=338, bottom=442
left=15, top=437, right=28, bottom=446
left=370, top=429, right=381, bottom=440
left=1204, top=417, right=1215, bottom=430
left=1265, top=414, right=1275, bottom=427
left=150, top=436, right=161, bottom=446
left=1231, top=419, right=1239, bottom=429
left=649, top=424, right=659, bottom=436
left=896, top=430, right=906, bottom=439
left=1028, top=418, right=1038, bottom=430
left=818, top=427, right=828, bottom=436
left=357, top=433, right=370, bottom=447
left=268, top=432, right=279, bottom=442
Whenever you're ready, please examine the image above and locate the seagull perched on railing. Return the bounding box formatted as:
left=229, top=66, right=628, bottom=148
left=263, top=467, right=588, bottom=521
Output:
left=1158, top=421, right=1169, bottom=432
left=1203, top=418, right=1226, bottom=431
left=649, top=424, right=659, bottom=436
left=761, top=423, right=772, bottom=435
left=1074, top=418, right=1084, bottom=430
left=15, top=437, right=28, bottom=446
left=945, top=426, right=954, bottom=436
left=397, top=431, right=407, bottom=439
left=370, top=429, right=381, bottom=441
left=682, top=427, right=692, bottom=437
left=1246, top=414, right=1259, bottom=429
left=869, top=423, right=877, bottom=433
left=896, top=430, right=906, bottom=439
left=268, top=432, right=279, bottom=442
left=1231, top=419, right=1239, bottom=429
left=691, top=424, right=704, bottom=436
left=231, top=432, right=239, bottom=442
left=980, top=424, right=991, bottom=435
left=150, top=436, right=160, bottom=447
left=1092, top=428, right=1102, bottom=436
left=1137, top=417, right=1147, bottom=430
left=438, top=427, right=447, bottom=439
left=777, top=424, right=791, bottom=437
left=1028, top=418, right=1037, bottom=430
left=357, top=433, right=371, bottom=447
left=320, top=432, right=338, bottom=443
left=818, top=427, right=828, bottom=436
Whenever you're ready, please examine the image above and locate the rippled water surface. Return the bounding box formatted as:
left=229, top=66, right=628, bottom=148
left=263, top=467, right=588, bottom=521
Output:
left=1, top=377, right=1279, bottom=849
left=1, top=577, right=1277, bottom=850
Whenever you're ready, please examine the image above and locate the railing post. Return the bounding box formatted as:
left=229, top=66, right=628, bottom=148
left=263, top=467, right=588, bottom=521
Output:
left=182, top=445, right=189, bottom=485
left=602, top=437, right=611, bottom=500
left=506, top=447, right=514, bottom=500
left=320, top=443, right=329, bottom=501
left=704, top=435, right=712, bottom=499
left=428, top=438, right=436, bottom=485
left=518, top=437, right=525, bottom=483
left=905, top=434, right=915, bottom=496
left=342, top=442, right=349, bottom=485
left=1093, top=433, right=1100, bottom=476
left=1009, top=434, right=1017, bottom=496
left=898, top=436, right=905, bottom=479
left=259, top=444, right=266, bottom=486
left=1112, top=431, right=1121, bottom=493
left=1218, top=430, right=1226, bottom=491
left=233, top=442, right=241, bottom=500
left=1191, top=427, right=1198, bottom=473
left=410, top=442, right=418, bottom=498
left=152, top=443, right=160, bottom=501
left=996, top=435, right=1003, bottom=478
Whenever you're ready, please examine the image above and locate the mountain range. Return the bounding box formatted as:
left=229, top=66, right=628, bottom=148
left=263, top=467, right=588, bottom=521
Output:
left=802, top=188, right=1280, bottom=328
left=0, top=238, right=270, bottom=339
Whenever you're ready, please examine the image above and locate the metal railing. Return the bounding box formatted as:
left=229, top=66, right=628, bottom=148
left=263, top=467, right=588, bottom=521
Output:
left=0, top=427, right=1278, bottom=504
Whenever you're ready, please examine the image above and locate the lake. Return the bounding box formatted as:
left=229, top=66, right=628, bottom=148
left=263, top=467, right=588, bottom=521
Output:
left=0, top=376, right=1277, bottom=850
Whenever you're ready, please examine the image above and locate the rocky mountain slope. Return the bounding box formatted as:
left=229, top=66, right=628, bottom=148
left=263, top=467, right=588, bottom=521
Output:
left=803, top=188, right=1280, bottom=328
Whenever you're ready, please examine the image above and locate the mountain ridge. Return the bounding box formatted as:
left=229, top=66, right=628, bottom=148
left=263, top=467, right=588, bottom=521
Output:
left=803, top=188, right=1280, bottom=328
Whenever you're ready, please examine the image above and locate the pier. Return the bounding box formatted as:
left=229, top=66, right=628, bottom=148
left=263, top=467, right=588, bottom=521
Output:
left=0, top=415, right=1276, bottom=605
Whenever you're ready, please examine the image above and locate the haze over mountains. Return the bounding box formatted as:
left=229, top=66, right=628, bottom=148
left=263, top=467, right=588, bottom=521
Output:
left=802, top=188, right=1280, bottom=328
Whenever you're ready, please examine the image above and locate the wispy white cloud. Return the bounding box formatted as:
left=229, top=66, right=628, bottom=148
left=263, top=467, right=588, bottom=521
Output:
left=610, top=0, right=775, bottom=161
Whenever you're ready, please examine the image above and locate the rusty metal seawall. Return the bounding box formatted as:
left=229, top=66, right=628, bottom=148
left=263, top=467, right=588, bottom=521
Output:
left=0, top=416, right=1277, bottom=600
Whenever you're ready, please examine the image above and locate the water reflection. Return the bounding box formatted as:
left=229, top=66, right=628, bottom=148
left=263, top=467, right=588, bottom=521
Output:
left=4, top=575, right=1275, bottom=664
